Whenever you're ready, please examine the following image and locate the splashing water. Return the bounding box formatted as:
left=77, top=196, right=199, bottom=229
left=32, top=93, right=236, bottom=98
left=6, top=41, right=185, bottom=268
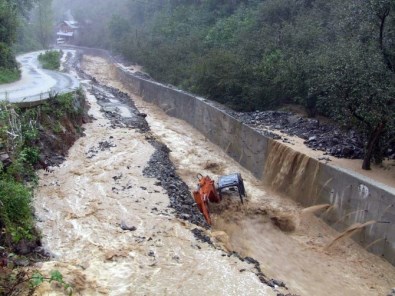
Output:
left=302, top=204, right=333, bottom=215
left=332, top=209, right=368, bottom=226
left=326, top=221, right=376, bottom=249
left=365, top=238, right=385, bottom=250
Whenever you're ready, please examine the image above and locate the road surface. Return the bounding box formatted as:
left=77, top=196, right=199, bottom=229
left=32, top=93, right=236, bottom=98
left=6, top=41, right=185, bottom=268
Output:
left=0, top=50, right=80, bottom=104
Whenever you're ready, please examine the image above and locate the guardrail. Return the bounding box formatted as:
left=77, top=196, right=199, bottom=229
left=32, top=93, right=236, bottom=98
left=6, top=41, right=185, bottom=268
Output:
left=2, top=87, right=80, bottom=108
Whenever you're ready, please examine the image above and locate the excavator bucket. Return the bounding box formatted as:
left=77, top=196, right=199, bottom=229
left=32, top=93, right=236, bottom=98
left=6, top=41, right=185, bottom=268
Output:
left=192, top=174, right=221, bottom=225
left=192, top=173, right=246, bottom=225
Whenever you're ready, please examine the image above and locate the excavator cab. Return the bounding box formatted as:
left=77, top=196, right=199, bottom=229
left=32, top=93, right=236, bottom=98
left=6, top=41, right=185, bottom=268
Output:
left=217, top=173, right=245, bottom=204
left=192, top=173, right=246, bottom=225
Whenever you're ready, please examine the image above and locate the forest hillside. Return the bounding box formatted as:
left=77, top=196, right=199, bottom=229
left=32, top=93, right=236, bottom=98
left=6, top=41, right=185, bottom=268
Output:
left=54, top=0, right=395, bottom=169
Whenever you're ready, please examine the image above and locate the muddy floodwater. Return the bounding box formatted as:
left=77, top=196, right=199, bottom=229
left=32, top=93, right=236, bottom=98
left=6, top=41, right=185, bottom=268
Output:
left=33, top=60, right=273, bottom=295
left=32, top=54, right=395, bottom=296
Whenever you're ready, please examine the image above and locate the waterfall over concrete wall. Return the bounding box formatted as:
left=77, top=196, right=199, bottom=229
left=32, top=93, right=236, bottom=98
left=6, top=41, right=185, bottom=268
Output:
left=263, top=140, right=320, bottom=206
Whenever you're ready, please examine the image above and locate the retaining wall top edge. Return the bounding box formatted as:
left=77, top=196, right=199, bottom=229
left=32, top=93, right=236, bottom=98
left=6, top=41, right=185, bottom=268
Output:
left=327, top=164, right=395, bottom=195
left=119, top=67, right=257, bottom=126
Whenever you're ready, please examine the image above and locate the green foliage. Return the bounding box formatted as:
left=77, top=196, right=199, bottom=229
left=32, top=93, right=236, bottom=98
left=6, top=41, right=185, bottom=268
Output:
left=309, top=40, right=395, bottom=168
left=42, top=92, right=81, bottom=120
left=0, top=0, right=19, bottom=45
left=0, top=179, right=33, bottom=243
left=0, top=42, right=18, bottom=74
left=0, top=67, right=20, bottom=84
left=0, top=104, right=38, bottom=244
left=0, top=0, right=34, bottom=73
left=1, top=269, right=72, bottom=296
left=0, top=90, right=85, bottom=247
left=30, top=272, right=45, bottom=288
left=15, top=17, right=42, bottom=53
left=109, top=15, right=130, bottom=43
left=204, top=6, right=256, bottom=48
left=31, top=270, right=73, bottom=295
left=32, top=0, right=54, bottom=48
left=191, top=50, right=250, bottom=110
left=56, top=92, right=77, bottom=114
left=38, top=50, right=62, bottom=70
left=57, top=0, right=395, bottom=168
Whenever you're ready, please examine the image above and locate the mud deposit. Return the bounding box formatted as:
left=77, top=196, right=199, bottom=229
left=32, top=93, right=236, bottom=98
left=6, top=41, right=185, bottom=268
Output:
left=79, top=55, right=395, bottom=296
left=33, top=56, right=275, bottom=295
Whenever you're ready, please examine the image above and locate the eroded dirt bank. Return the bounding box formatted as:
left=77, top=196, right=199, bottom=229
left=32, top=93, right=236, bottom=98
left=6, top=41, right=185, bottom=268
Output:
left=33, top=62, right=275, bottom=295
left=79, top=55, right=395, bottom=296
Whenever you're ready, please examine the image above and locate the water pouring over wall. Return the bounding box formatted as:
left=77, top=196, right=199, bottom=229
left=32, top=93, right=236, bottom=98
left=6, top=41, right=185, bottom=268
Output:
left=262, top=140, right=395, bottom=263
left=263, top=140, right=320, bottom=206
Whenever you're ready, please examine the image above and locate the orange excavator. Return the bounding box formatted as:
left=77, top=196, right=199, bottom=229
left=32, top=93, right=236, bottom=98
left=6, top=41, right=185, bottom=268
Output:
left=193, top=173, right=245, bottom=225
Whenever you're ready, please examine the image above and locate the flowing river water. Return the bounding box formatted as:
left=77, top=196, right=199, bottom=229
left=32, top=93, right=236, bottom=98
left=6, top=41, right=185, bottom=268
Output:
left=32, top=53, right=395, bottom=295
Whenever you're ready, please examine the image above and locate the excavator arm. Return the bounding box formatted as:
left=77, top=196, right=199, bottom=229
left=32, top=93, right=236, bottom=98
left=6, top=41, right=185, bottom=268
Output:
left=192, top=173, right=246, bottom=225
left=193, top=174, right=221, bottom=225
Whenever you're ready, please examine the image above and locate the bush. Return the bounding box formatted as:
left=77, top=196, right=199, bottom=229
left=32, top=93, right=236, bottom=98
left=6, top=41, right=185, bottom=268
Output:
left=42, top=91, right=82, bottom=120
left=38, top=50, right=62, bottom=70
left=0, top=42, right=18, bottom=70
left=0, top=67, right=20, bottom=84
left=0, top=179, right=33, bottom=243
left=191, top=50, right=252, bottom=110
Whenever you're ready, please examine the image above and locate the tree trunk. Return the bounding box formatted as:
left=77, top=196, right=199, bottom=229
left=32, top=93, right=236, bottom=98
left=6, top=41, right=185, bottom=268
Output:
left=362, top=122, right=386, bottom=170
left=378, top=9, right=393, bottom=72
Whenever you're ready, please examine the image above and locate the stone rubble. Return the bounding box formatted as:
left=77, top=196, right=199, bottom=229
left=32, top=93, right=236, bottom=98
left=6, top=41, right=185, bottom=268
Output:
left=229, top=110, right=371, bottom=159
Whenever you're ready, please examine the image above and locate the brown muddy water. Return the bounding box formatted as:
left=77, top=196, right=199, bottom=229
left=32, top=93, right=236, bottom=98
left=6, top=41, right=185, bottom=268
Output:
left=32, top=54, right=395, bottom=296
left=33, top=60, right=274, bottom=295
left=119, top=104, right=395, bottom=296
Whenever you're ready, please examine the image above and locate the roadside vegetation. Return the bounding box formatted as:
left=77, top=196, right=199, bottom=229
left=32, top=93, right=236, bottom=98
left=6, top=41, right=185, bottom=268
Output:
left=0, top=91, right=86, bottom=295
left=0, top=0, right=55, bottom=80
left=55, top=0, right=395, bottom=170
left=0, top=68, right=20, bottom=84
left=0, top=0, right=22, bottom=84
left=0, top=91, right=85, bottom=248
left=38, top=50, right=62, bottom=70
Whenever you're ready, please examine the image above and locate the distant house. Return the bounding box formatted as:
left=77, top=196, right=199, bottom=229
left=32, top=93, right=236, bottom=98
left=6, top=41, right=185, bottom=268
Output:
left=56, top=20, right=79, bottom=44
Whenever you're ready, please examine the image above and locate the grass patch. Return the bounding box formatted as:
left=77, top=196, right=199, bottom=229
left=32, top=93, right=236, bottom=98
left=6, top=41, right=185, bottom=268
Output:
left=38, top=50, right=62, bottom=70
left=0, top=67, right=20, bottom=84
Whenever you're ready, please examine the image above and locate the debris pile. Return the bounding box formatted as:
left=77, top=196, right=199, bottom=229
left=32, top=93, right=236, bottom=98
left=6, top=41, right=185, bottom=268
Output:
left=230, top=110, right=366, bottom=159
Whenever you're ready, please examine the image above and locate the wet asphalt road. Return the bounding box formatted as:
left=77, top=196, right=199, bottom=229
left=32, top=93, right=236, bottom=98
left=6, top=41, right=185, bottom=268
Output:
left=0, top=51, right=80, bottom=103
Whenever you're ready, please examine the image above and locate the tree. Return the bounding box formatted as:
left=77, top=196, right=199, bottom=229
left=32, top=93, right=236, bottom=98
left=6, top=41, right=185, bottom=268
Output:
left=51, top=0, right=395, bottom=168
left=32, top=0, right=53, bottom=48
left=0, top=0, right=36, bottom=71
left=0, top=0, right=20, bottom=79
left=327, top=0, right=395, bottom=169
left=310, top=42, right=395, bottom=169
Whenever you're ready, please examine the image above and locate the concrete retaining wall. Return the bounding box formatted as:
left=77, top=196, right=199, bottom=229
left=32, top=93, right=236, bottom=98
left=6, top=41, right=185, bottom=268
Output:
left=113, top=65, right=395, bottom=265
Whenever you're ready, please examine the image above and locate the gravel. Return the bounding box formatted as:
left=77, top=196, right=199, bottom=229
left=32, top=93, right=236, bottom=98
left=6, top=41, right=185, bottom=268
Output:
left=229, top=110, right=367, bottom=159
left=81, top=69, right=209, bottom=228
